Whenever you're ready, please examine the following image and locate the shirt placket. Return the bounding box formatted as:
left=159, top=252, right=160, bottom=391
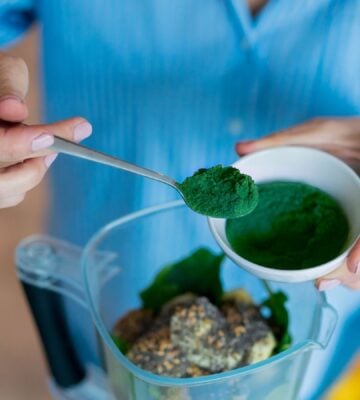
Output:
left=224, top=0, right=254, bottom=50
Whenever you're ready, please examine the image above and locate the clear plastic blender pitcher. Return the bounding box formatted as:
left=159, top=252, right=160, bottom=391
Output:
left=16, top=201, right=337, bottom=400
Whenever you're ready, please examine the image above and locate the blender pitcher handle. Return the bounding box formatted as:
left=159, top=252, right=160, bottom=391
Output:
left=16, top=234, right=118, bottom=308
left=16, top=235, right=118, bottom=399
left=316, top=303, right=338, bottom=349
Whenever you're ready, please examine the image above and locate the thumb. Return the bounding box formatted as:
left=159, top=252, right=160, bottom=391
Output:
left=347, top=238, right=360, bottom=274
left=0, top=117, right=92, bottom=164
left=0, top=52, right=29, bottom=122
left=316, top=239, right=360, bottom=291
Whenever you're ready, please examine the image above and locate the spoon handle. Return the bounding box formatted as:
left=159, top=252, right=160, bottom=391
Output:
left=51, top=136, right=177, bottom=188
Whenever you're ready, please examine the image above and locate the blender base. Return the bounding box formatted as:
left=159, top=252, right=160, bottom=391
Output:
left=49, top=365, right=115, bottom=400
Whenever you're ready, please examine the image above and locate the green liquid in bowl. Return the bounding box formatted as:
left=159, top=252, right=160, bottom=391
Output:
left=226, top=181, right=350, bottom=270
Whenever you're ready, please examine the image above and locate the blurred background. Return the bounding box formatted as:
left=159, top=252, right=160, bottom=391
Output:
left=0, top=24, right=359, bottom=400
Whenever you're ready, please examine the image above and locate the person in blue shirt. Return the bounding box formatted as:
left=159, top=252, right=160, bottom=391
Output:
left=1, top=3, right=360, bottom=398
left=0, top=0, right=359, bottom=291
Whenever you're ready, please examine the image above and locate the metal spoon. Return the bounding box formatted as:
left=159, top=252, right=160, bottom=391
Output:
left=51, top=136, right=181, bottom=194
left=51, top=137, right=258, bottom=219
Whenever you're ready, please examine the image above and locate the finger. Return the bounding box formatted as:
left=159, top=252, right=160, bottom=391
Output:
left=235, top=131, right=301, bottom=155
left=0, top=155, right=57, bottom=199
left=0, top=193, right=26, bottom=208
left=316, top=262, right=360, bottom=291
left=0, top=53, right=29, bottom=121
left=0, top=117, right=92, bottom=162
left=347, top=239, right=360, bottom=274
left=30, top=117, right=92, bottom=143
left=235, top=118, right=360, bottom=156
left=236, top=138, right=360, bottom=162
left=235, top=122, right=311, bottom=155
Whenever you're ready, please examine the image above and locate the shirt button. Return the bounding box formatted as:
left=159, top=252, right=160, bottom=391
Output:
left=227, top=118, right=243, bottom=136
left=240, top=38, right=250, bottom=50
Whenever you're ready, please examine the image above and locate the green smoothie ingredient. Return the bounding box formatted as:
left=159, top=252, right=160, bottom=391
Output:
left=261, top=281, right=292, bottom=353
left=112, top=247, right=292, bottom=377
left=226, top=181, right=349, bottom=270
left=140, top=248, right=224, bottom=313
left=177, top=165, right=259, bottom=218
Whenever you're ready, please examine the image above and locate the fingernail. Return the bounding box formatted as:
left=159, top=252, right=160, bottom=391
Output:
left=74, top=121, right=92, bottom=142
left=355, top=262, right=360, bottom=274
left=0, top=95, right=23, bottom=103
left=237, top=140, right=254, bottom=146
left=236, top=141, right=255, bottom=154
left=318, top=279, right=341, bottom=291
left=44, top=153, right=58, bottom=168
left=32, top=134, right=55, bottom=152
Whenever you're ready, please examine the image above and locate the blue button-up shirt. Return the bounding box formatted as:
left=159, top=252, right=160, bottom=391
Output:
left=2, top=1, right=360, bottom=397
left=2, top=0, right=359, bottom=244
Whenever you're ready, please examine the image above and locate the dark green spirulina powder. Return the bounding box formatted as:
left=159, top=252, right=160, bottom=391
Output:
left=177, top=165, right=259, bottom=218
left=226, top=181, right=349, bottom=270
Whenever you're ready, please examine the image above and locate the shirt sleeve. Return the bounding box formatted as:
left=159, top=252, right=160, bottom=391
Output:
left=0, top=0, right=35, bottom=48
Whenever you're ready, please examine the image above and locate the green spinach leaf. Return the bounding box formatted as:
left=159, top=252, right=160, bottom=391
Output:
left=111, top=334, right=131, bottom=354
left=261, top=281, right=292, bottom=353
left=140, top=248, right=224, bottom=313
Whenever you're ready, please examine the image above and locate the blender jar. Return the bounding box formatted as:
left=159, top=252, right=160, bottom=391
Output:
left=16, top=201, right=337, bottom=400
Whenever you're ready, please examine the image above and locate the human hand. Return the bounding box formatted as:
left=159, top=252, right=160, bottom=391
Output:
left=0, top=52, right=92, bottom=208
left=316, top=239, right=360, bottom=291
left=235, top=117, right=360, bottom=290
left=235, top=117, right=360, bottom=173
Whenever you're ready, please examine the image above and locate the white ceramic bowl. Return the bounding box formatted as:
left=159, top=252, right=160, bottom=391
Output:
left=208, top=146, right=360, bottom=282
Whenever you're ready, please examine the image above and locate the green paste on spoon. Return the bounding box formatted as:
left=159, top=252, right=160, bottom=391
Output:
left=226, top=181, right=349, bottom=270
left=177, top=165, right=259, bottom=219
